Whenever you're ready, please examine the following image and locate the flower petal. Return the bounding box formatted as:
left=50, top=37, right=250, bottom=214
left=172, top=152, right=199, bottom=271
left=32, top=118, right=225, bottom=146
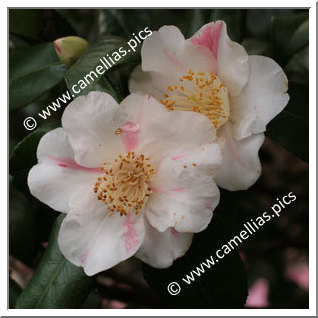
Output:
left=135, top=219, right=193, bottom=268
left=129, top=65, right=171, bottom=101
left=28, top=128, right=99, bottom=213
left=191, top=21, right=249, bottom=97
left=141, top=25, right=217, bottom=78
left=120, top=94, right=217, bottom=163
left=62, top=92, right=127, bottom=167
left=230, top=55, right=290, bottom=140
left=215, top=122, right=265, bottom=191
left=145, top=151, right=220, bottom=233
left=58, top=189, right=145, bottom=275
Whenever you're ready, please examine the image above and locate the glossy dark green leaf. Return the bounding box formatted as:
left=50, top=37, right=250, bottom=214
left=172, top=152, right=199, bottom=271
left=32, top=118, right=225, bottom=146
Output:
left=271, top=12, right=308, bottom=65
left=9, top=279, right=23, bottom=309
left=10, top=43, right=59, bottom=79
left=147, top=9, right=192, bottom=34
left=101, top=9, right=151, bottom=37
left=266, top=82, right=308, bottom=161
left=285, top=45, right=308, bottom=86
left=241, top=38, right=270, bottom=56
left=10, top=64, right=66, bottom=110
left=65, top=36, right=140, bottom=97
left=9, top=43, right=66, bottom=110
left=80, top=75, right=124, bottom=102
left=185, top=9, right=211, bottom=38
left=9, top=123, right=58, bottom=175
left=210, top=9, right=246, bottom=43
left=15, top=214, right=94, bottom=309
left=142, top=190, right=247, bottom=308
left=9, top=9, right=43, bottom=39
left=56, top=9, right=99, bottom=41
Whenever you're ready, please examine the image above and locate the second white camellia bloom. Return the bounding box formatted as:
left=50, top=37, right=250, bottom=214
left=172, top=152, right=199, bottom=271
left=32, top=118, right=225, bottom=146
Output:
left=129, top=21, right=290, bottom=191
left=28, top=92, right=222, bottom=275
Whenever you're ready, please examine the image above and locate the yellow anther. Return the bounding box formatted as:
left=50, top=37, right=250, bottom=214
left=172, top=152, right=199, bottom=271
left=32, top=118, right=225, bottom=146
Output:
left=160, top=70, right=230, bottom=129
left=94, top=152, right=155, bottom=216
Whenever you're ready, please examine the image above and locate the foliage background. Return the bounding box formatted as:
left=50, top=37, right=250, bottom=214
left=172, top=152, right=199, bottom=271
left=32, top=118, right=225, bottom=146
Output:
left=9, top=8, right=309, bottom=309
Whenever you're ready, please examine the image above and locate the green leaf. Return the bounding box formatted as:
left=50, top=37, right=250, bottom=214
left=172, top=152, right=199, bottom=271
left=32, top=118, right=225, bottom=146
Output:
left=185, top=9, right=211, bottom=38
left=56, top=9, right=98, bottom=40
left=285, top=45, right=308, bottom=86
left=97, top=76, right=124, bottom=102
left=9, top=123, right=58, bottom=175
left=10, top=42, right=59, bottom=79
left=15, top=214, right=94, bottom=309
left=9, top=279, right=22, bottom=309
left=266, top=82, right=308, bottom=161
left=65, top=36, right=140, bottom=97
left=9, top=43, right=66, bottom=110
left=146, top=9, right=192, bottom=34
left=241, top=38, right=270, bottom=56
left=101, top=9, right=151, bottom=37
left=210, top=9, right=246, bottom=43
left=142, top=190, right=247, bottom=308
left=9, top=9, right=43, bottom=39
left=271, top=12, right=308, bottom=65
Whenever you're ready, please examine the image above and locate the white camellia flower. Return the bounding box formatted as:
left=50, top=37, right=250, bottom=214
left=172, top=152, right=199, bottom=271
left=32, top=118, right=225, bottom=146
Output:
left=129, top=21, right=290, bottom=191
left=28, top=92, right=223, bottom=275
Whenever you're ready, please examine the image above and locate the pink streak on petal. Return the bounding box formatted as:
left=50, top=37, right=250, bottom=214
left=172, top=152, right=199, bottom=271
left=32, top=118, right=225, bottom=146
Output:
left=163, top=49, right=184, bottom=72
left=120, top=121, right=140, bottom=152
left=246, top=278, right=270, bottom=308
left=80, top=250, right=88, bottom=264
left=171, top=154, right=188, bottom=160
left=51, top=157, right=101, bottom=173
left=171, top=188, right=184, bottom=192
left=151, top=186, right=184, bottom=195
left=123, top=214, right=139, bottom=253
left=170, top=227, right=179, bottom=238
left=191, top=22, right=222, bottom=59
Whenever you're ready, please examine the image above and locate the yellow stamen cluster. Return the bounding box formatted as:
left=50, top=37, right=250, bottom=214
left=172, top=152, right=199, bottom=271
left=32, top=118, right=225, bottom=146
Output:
left=94, top=152, right=155, bottom=216
left=160, top=70, right=230, bottom=129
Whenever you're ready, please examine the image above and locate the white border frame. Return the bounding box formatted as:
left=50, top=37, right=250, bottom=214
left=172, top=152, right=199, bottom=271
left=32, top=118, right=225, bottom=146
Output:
left=3, top=1, right=316, bottom=316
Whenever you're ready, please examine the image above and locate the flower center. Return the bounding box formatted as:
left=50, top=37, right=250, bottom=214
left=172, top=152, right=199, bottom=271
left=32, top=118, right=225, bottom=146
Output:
left=160, top=70, right=230, bottom=129
left=94, top=152, right=155, bottom=216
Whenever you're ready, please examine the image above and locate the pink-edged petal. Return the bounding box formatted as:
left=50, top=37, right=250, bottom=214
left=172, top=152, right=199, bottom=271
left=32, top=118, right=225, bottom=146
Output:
left=135, top=219, right=193, bottom=268
left=141, top=25, right=217, bottom=78
left=120, top=94, right=217, bottom=163
left=145, top=154, right=220, bottom=233
left=58, top=189, right=145, bottom=275
left=28, top=128, right=99, bottom=213
left=62, top=92, right=127, bottom=167
left=230, top=55, right=290, bottom=140
left=190, top=20, right=222, bottom=59
left=191, top=21, right=249, bottom=97
left=215, top=122, right=265, bottom=191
